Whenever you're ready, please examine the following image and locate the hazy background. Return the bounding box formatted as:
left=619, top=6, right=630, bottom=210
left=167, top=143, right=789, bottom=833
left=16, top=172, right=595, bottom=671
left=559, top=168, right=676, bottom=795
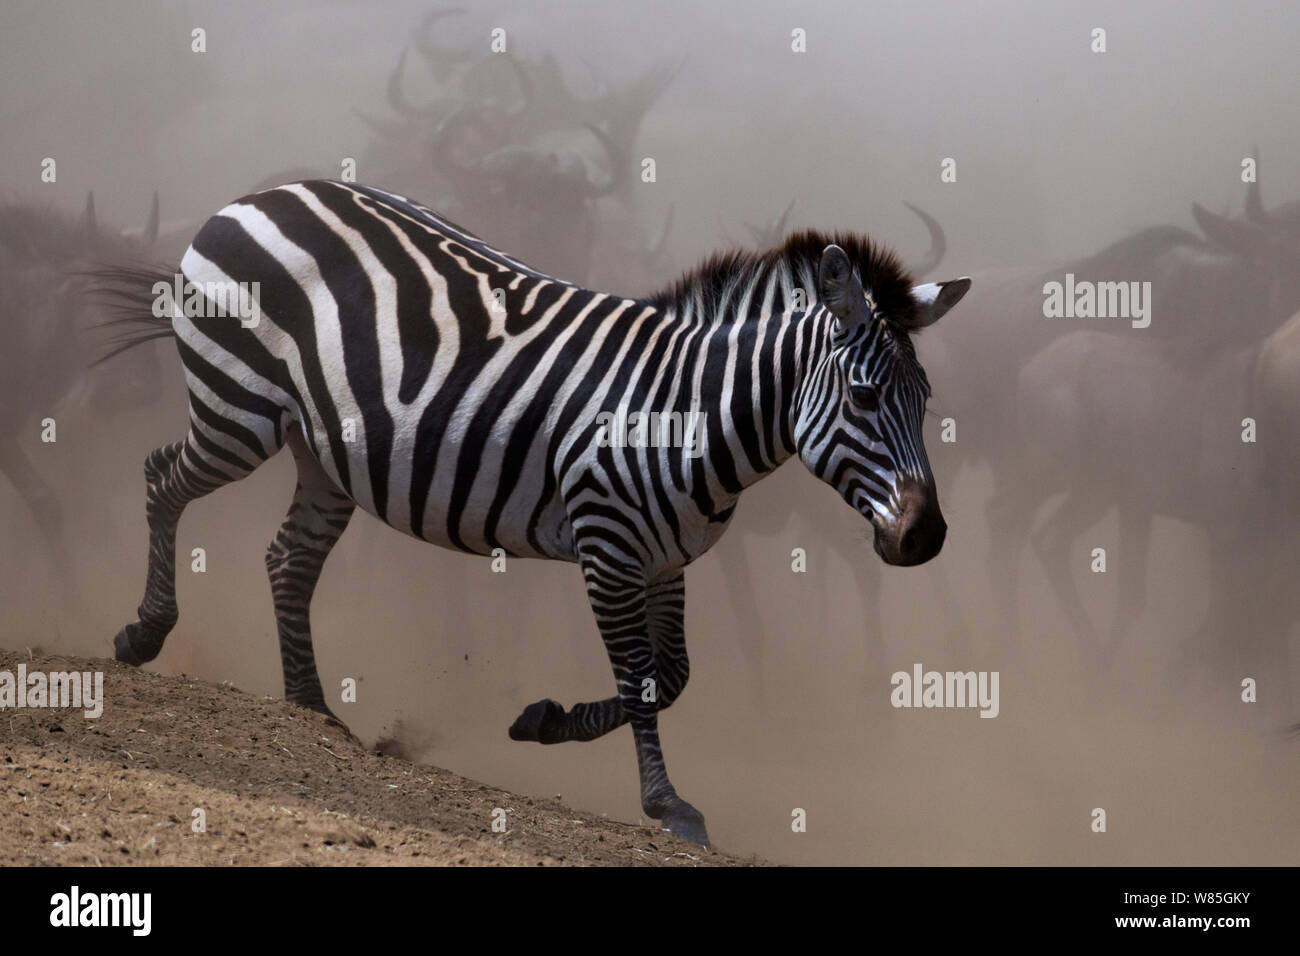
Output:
left=2, top=0, right=1298, bottom=864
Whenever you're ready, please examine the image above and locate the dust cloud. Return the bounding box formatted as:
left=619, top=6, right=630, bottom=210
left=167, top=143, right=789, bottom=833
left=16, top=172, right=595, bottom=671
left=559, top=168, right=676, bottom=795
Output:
left=2, top=0, right=1297, bottom=864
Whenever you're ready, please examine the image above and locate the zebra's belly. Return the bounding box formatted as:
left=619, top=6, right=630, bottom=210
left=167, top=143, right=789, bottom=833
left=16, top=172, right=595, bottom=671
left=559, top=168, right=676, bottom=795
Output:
left=299, top=410, right=576, bottom=561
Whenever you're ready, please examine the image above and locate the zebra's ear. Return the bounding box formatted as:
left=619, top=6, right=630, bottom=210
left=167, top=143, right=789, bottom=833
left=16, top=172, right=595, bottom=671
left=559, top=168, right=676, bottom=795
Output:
left=817, top=244, right=868, bottom=326
left=907, top=277, right=971, bottom=329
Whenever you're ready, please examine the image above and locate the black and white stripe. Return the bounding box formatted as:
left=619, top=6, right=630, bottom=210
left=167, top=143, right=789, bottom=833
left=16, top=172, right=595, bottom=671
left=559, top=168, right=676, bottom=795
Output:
left=107, top=180, right=970, bottom=844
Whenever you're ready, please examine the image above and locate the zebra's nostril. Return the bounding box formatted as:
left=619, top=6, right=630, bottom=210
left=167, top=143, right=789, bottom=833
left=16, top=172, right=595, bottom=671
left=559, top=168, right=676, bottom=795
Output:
left=895, top=507, right=944, bottom=563
left=899, top=517, right=921, bottom=557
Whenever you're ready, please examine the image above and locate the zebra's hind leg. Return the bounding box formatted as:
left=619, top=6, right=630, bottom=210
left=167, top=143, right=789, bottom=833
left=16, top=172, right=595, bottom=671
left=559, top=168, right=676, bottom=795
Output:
left=115, top=432, right=264, bottom=665
left=264, top=436, right=355, bottom=721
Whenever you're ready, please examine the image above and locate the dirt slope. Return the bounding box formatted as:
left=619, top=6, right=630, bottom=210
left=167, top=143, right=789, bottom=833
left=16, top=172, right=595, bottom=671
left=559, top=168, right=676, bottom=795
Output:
left=0, top=650, right=755, bottom=866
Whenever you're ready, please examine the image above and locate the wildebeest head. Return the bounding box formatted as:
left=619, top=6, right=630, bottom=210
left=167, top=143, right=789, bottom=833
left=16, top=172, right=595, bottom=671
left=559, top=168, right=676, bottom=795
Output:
left=356, top=13, right=679, bottom=286
left=0, top=192, right=164, bottom=423
left=429, top=111, right=624, bottom=282
left=1189, top=176, right=1300, bottom=344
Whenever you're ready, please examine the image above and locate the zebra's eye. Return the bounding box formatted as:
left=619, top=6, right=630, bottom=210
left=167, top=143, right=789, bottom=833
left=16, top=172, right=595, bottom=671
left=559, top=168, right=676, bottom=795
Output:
left=848, top=384, right=879, bottom=412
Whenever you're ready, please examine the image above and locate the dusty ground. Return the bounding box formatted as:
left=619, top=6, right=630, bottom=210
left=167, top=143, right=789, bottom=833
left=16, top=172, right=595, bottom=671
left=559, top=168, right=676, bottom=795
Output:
left=0, top=649, right=756, bottom=866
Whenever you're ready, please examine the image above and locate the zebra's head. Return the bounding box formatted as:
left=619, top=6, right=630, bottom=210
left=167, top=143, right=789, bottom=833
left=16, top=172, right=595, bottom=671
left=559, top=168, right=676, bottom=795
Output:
left=795, top=243, right=970, bottom=567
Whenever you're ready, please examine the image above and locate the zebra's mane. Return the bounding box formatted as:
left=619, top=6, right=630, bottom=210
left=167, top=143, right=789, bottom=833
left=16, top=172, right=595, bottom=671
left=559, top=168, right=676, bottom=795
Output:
left=646, top=229, right=918, bottom=326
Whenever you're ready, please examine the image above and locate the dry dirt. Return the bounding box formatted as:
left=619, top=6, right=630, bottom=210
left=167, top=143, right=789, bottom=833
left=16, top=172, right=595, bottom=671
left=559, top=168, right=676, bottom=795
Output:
left=0, top=649, right=757, bottom=866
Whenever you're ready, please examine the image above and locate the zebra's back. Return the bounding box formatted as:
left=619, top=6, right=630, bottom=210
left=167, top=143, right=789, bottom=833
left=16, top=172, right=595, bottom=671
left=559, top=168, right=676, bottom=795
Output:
left=175, top=180, right=653, bottom=559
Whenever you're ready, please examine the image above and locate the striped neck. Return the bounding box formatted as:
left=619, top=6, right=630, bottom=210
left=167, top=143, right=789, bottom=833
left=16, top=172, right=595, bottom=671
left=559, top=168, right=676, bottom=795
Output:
left=638, top=261, right=829, bottom=498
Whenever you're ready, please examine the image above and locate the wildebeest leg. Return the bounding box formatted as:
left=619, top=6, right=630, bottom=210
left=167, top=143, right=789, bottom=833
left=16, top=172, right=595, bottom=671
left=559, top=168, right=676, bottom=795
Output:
left=0, top=444, right=70, bottom=575
left=1107, top=503, right=1151, bottom=660
left=264, top=433, right=355, bottom=719
left=1265, top=517, right=1299, bottom=720
left=508, top=571, right=690, bottom=743
left=1191, top=533, right=1293, bottom=721
left=851, top=554, right=885, bottom=672
left=1030, top=491, right=1107, bottom=665
left=928, top=557, right=969, bottom=661
left=719, top=533, right=769, bottom=709
left=986, top=481, right=1036, bottom=657
left=1260, top=542, right=1299, bottom=722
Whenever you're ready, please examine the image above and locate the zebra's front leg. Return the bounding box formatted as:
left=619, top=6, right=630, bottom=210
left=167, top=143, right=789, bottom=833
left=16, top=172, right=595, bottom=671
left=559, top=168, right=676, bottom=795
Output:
left=510, top=559, right=707, bottom=844
left=631, top=569, right=705, bottom=842
left=508, top=696, right=625, bottom=743
left=508, top=572, right=692, bottom=739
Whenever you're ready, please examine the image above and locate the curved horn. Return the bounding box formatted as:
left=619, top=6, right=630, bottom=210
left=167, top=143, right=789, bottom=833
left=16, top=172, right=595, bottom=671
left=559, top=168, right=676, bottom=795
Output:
left=648, top=203, right=674, bottom=256
left=354, top=107, right=409, bottom=139
left=387, top=47, right=440, bottom=118
left=144, top=191, right=159, bottom=247
left=83, top=192, right=97, bottom=238
left=412, top=8, right=473, bottom=82
left=1246, top=144, right=1270, bottom=224
left=596, top=56, right=684, bottom=145
left=506, top=53, right=534, bottom=117
left=581, top=122, right=622, bottom=198
left=519, top=52, right=584, bottom=126
left=903, top=201, right=946, bottom=277
left=771, top=198, right=795, bottom=238
left=620, top=56, right=685, bottom=118
left=749, top=199, right=794, bottom=246
left=578, top=56, right=610, bottom=98
left=1192, top=201, right=1267, bottom=255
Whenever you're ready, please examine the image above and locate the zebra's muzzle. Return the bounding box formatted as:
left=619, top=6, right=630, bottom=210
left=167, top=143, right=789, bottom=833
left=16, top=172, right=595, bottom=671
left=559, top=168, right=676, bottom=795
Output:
left=872, top=480, right=946, bottom=567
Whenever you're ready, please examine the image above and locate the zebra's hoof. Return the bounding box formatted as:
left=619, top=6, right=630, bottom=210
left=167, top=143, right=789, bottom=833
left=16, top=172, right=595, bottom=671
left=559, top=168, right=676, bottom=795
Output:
left=508, top=699, right=565, bottom=744
left=288, top=693, right=346, bottom=725
left=660, top=799, right=710, bottom=847
left=113, top=622, right=158, bottom=666
left=319, top=711, right=362, bottom=746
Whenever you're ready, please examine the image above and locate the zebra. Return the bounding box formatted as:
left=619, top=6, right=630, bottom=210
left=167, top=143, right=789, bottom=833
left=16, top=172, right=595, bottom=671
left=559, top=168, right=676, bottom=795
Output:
left=101, top=180, right=970, bottom=845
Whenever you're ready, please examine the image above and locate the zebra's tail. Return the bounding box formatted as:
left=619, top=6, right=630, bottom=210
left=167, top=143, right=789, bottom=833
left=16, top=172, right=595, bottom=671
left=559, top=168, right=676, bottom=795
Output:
left=83, top=263, right=179, bottom=366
